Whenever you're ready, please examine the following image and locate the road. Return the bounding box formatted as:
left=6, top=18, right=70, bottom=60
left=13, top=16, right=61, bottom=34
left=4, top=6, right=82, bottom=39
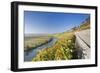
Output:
left=75, top=29, right=90, bottom=47
left=75, top=29, right=90, bottom=59
left=24, top=37, right=57, bottom=61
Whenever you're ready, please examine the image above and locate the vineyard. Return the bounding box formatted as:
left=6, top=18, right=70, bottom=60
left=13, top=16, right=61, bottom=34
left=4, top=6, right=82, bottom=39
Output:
left=32, top=32, right=77, bottom=61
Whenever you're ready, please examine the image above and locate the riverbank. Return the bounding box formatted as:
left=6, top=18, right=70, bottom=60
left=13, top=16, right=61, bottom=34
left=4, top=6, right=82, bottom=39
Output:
left=32, top=32, right=76, bottom=61
left=24, top=37, right=57, bottom=61
left=24, top=38, right=53, bottom=52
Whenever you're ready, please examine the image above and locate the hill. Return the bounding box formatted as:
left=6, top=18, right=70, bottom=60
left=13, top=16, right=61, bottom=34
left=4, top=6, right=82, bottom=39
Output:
left=32, top=17, right=90, bottom=61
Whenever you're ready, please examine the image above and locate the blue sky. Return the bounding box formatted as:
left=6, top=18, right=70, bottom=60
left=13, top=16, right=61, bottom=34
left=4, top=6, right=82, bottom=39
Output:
left=24, top=11, right=90, bottom=34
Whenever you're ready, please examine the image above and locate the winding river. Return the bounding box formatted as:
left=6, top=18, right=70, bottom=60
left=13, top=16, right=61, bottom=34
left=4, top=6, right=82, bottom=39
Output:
left=24, top=37, right=57, bottom=61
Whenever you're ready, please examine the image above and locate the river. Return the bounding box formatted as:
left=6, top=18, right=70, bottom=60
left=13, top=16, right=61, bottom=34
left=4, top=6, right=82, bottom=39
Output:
left=24, top=37, right=57, bottom=61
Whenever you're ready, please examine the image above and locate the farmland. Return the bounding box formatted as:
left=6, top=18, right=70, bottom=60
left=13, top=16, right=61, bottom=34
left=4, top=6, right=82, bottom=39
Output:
left=32, top=32, right=77, bottom=61
left=24, top=36, right=52, bottom=51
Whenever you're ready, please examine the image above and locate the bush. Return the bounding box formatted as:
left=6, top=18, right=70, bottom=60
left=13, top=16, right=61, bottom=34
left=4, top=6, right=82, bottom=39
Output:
left=32, top=32, right=76, bottom=61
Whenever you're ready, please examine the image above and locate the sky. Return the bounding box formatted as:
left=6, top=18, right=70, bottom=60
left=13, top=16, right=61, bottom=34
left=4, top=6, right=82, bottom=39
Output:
left=24, top=11, right=90, bottom=34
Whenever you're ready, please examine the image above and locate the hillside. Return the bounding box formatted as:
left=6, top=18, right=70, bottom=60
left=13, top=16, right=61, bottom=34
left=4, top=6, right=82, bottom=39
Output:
left=33, top=32, right=76, bottom=61
left=71, top=17, right=90, bottom=31
left=32, top=17, right=90, bottom=61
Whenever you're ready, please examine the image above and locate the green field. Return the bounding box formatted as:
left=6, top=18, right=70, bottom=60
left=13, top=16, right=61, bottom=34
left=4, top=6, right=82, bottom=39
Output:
left=32, top=32, right=77, bottom=61
left=24, top=36, right=52, bottom=51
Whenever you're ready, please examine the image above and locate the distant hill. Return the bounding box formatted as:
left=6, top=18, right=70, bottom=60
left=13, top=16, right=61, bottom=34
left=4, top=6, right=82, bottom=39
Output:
left=71, top=17, right=90, bottom=31
left=78, top=17, right=90, bottom=30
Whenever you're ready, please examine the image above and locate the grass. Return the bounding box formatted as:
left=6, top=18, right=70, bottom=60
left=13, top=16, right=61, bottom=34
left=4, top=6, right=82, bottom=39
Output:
left=32, top=32, right=77, bottom=61
left=24, top=36, right=52, bottom=51
left=74, top=19, right=90, bottom=31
